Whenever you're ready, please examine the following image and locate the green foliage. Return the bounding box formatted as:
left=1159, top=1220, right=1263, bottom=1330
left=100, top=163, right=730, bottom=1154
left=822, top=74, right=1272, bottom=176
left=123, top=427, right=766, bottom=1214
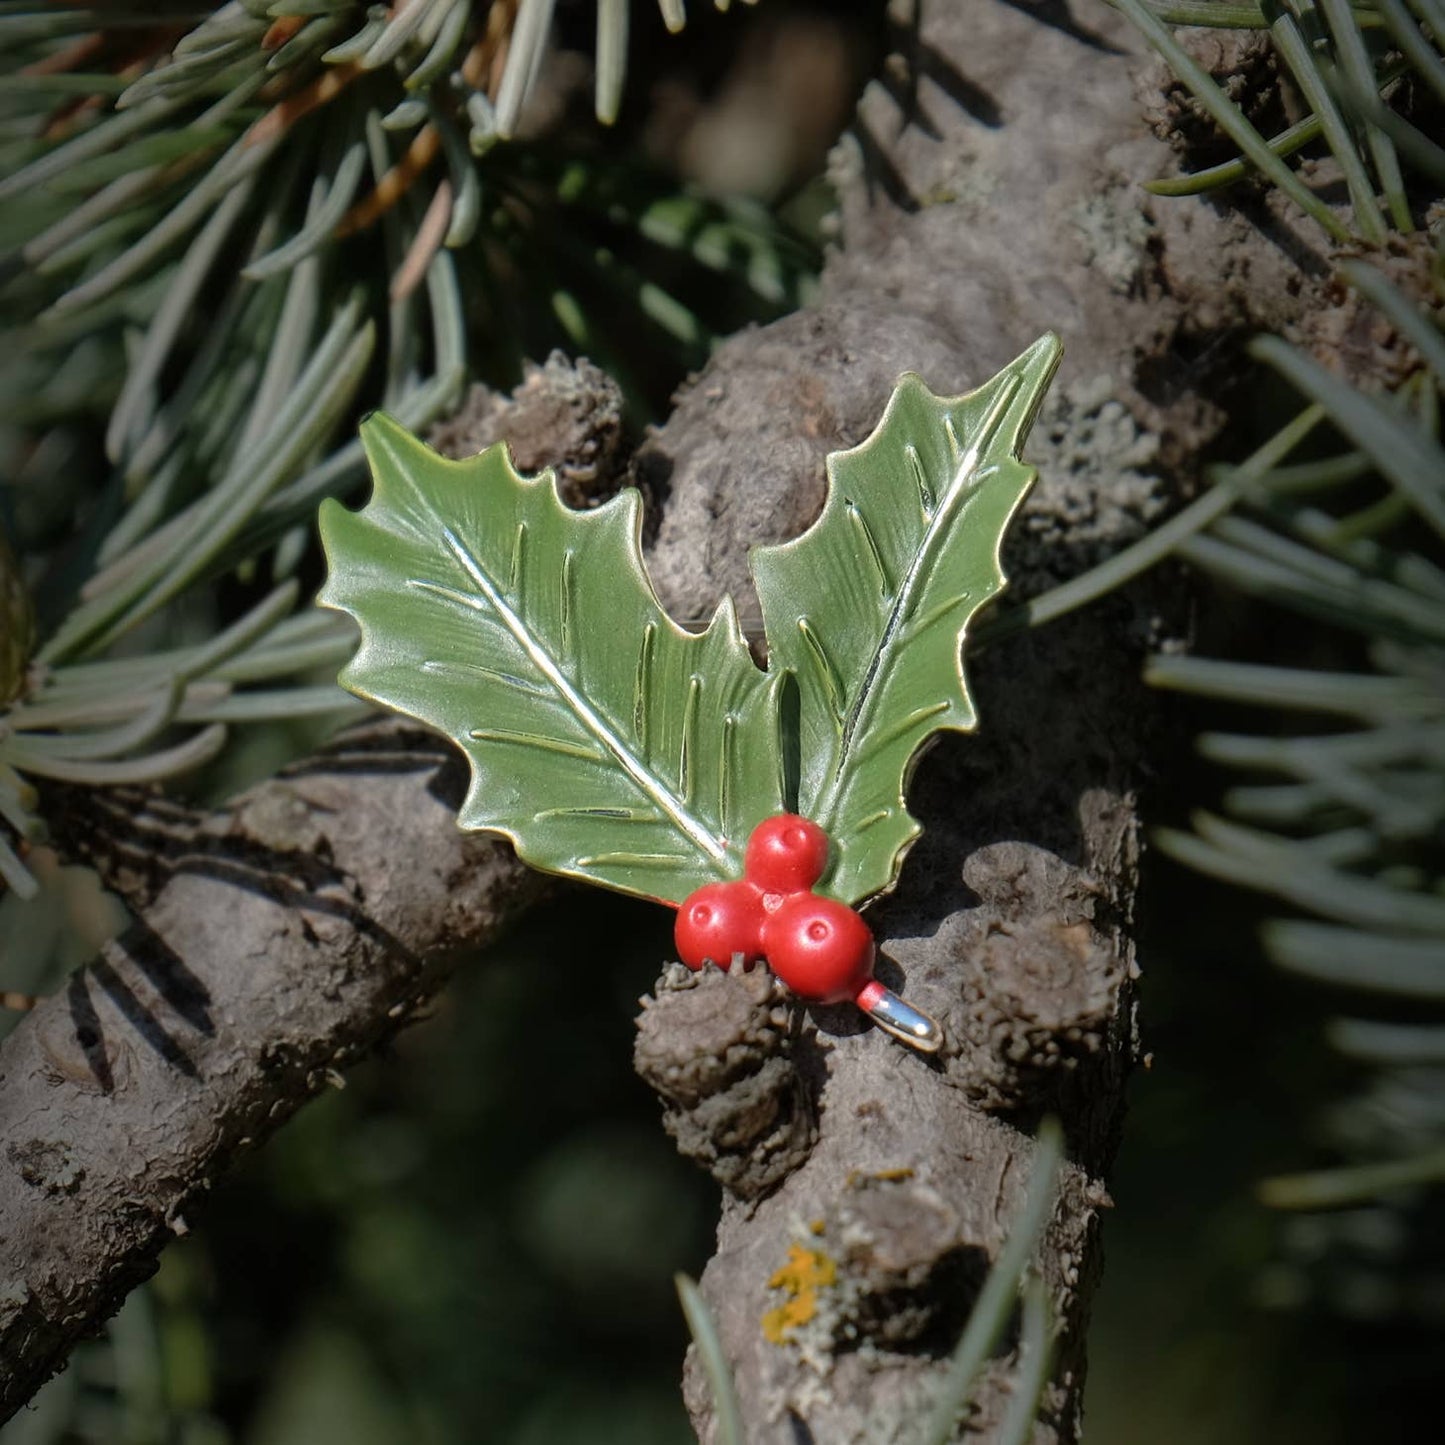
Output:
left=1142, top=311, right=1445, bottom=1224
left=673, top=1276, right=744, bottom=1445
left=319, top=340, right=1061, bottom=907
left=1025, top=306, right=1444, bottom=1284
left=1086, top=0, right=1445, bottom=1295
left=1111, top=0, right=1444, bottom=239
left=0, top=1, right=817, bottom=905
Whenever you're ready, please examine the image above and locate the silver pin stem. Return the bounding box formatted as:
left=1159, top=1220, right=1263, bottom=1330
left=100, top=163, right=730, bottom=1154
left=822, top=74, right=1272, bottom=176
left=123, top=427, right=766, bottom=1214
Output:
left=855, top=979, right=943, bottom=1052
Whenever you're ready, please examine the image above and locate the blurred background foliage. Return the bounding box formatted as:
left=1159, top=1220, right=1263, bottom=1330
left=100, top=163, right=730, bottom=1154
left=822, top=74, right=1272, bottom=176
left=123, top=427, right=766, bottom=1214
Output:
left=1, top=0, right=1443, bottom=1441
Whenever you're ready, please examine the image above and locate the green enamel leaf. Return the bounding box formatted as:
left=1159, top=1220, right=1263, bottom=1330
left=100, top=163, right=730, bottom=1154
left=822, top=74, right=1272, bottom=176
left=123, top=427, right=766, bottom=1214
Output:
left=751, top=334, right=1062, bottom=904
left=320, top=337, right=1061, bottom=913
left=317, top=415, right=785, bottom=904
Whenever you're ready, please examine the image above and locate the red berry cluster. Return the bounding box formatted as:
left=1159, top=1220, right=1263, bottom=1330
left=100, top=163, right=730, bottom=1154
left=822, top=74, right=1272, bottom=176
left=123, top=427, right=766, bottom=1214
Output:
left=674, top=815, right=876, bottom=1005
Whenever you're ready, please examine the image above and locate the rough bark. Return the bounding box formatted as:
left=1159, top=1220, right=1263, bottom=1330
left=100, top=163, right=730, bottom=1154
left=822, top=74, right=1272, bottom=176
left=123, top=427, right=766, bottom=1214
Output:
left=0, top=727, right=543, bottom=1417
left=0, top=0, right=1327, bottom=1432
left=0, top=359, right=627, bottom=1417
left=629, top=1, right=1319, bottom=1441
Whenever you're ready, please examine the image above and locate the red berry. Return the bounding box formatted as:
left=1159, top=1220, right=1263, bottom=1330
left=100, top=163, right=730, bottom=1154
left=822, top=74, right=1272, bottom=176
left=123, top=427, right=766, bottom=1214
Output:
left=744, top=814, right=830, bottom=897
left=675, top=880, right=766, bottom=971
left=762, top=894, right=875, bottom=1004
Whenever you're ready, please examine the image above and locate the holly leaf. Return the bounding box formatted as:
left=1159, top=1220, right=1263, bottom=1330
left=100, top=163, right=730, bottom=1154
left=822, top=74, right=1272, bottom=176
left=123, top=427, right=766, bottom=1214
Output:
left=320, top=338, right=1061, bottom=913
left=317, top=415, right=786, bottom=905
left=750, top=333, right=1062, bottom=904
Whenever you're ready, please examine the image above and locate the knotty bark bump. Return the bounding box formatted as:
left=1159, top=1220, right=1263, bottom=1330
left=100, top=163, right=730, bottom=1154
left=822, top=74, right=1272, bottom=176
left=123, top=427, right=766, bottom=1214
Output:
left=635, top=963, right=817, bottom=1200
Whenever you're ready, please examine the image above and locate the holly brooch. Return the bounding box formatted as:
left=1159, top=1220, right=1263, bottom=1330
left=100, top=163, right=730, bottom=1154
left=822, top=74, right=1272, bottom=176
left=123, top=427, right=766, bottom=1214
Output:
left=318, top=335, right=1061, bottom=1052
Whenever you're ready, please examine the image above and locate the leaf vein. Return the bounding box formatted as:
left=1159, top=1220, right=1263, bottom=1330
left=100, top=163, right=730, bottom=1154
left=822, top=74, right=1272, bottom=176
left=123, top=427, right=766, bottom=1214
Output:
left=905, top=443, right=935, bottom=516
left=635, top=621, right=655, bottom=759
left=909, top=590, right=974, bottom=639
left=797, top=617, right=845, bottom=721
left=575, top=851, right=692, bottom=868
left=469, top=727, right=603, bottom=762
left=681, top=674, right=701, bottom=806
left=510, top=521, right=526, bottom=596
left=420, top=658, right=552, bottom=700
left=852, top=701, right=950, bottom=766
left=439, top=526, right=728, bottom=865
left=847, top=499, right=891, bottom=597
left=721, top=713, right=736, bottom=839
left=820, top=373, right=1024, bottom=820
left=535, top=806, right=660, bottom=822
left=561, top=547, right=576, bottom=657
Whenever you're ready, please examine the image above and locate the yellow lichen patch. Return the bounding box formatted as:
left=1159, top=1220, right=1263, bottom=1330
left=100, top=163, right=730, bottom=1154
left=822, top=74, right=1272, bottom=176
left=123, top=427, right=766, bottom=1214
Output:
left=761, top=1243, right=837, bottom=1344
left=846, top=1166, right=915, bottom=1188
left=769, top=1243, right=837, bottom=1293
left=761, top=1293, right=817, bottom=1344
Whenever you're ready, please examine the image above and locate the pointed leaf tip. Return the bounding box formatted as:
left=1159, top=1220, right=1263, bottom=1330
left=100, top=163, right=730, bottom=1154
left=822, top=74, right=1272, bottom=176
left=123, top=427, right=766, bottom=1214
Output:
left=358, top=407, right=427, bottom=472
left=749, top=337, right=1062, bottom=904
left=1025, top=331, right=1064, bottom=367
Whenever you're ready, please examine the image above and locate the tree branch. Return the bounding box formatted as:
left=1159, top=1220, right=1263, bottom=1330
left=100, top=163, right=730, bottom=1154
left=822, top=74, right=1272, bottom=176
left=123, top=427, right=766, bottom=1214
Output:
left=0, top=356, right=628, bottom=1419
left=629, top=0, right=1321, bottom=1438
left=0, top=720, right=541, bottom=1417
left=0, top=0, right=1323, bottom=1430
